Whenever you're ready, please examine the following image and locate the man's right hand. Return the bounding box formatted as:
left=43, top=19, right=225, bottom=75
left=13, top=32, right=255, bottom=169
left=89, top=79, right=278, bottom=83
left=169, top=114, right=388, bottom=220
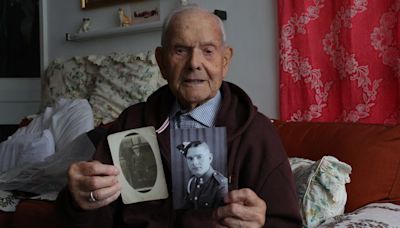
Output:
left=68, top=160, right=122, bottom=210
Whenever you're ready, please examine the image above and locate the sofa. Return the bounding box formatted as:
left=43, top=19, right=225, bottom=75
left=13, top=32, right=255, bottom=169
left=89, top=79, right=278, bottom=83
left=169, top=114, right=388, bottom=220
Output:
left=1, top=119, right=399, bottom=227
left=273, top=119, right=400, bottom=227
left=1, top=52, right=399, bottom=227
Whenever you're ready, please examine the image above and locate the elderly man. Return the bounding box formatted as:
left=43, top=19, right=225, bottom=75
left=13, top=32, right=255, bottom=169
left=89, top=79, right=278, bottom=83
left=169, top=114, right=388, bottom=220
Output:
left=177, top=140, right=228, bottom=209
left=56, top=5, right=301, bottom=228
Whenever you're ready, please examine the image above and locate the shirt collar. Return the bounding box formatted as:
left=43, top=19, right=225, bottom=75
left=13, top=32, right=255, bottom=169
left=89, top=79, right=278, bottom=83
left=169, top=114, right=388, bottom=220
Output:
left=170, top=91, right=221, bottom=127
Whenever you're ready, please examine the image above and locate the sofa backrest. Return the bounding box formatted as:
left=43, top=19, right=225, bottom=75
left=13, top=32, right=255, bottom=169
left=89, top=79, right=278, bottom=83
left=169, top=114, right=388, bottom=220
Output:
left=272, top=120, right=400, bottom=212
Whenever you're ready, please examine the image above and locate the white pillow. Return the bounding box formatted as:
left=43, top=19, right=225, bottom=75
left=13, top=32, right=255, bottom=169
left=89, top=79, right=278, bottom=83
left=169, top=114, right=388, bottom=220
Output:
left=289, top=156, right=352, bottom=228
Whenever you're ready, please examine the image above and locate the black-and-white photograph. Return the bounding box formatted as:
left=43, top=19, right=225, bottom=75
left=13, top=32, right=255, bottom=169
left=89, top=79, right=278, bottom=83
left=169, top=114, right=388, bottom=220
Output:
left=119, top=133, right=157, bottom=193
left=108, top=127, right=168, bottom=204
left=171, top=127, right=228, bottom=209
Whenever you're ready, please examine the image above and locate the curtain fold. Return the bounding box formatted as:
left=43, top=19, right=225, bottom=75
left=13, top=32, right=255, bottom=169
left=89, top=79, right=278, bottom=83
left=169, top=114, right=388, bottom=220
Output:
left=278, top=0, right=400, bottom=124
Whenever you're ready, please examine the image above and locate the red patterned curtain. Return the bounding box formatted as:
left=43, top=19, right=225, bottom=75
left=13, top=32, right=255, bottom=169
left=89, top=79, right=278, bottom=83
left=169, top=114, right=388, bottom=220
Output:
left=278, top=0, right=400, bottom=124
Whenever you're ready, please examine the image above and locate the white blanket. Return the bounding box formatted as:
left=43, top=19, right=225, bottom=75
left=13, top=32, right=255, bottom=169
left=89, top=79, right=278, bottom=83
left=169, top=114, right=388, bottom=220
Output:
left=0, top=99, right=96, bottom=212
left=0, top=132, right=96, bottom=212
left=320, top=203, right=400, bottom=227
left=0, top=98, right=94, bottom=173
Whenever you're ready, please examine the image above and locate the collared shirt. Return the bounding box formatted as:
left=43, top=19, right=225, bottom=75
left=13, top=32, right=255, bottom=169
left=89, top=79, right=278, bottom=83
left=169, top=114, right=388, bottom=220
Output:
left=170, top=91, right=221, bottom=129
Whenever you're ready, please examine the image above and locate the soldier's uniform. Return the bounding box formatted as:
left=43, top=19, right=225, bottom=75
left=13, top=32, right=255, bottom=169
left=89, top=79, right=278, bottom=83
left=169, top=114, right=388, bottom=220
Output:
left=184, top=167, right=228, bottom=209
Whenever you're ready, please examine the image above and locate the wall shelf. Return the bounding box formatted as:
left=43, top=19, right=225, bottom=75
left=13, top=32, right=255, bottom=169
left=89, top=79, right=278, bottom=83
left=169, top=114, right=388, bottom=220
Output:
left=66, top=21, right=162, bottom=41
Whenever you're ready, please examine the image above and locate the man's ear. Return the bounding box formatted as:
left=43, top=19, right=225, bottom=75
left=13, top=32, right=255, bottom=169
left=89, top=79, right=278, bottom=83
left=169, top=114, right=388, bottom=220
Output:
left=155, top=47, right=167, bottom=80
left=209, top=152, right=213, bottom=163
left=222, top=46, right=233, bottom=78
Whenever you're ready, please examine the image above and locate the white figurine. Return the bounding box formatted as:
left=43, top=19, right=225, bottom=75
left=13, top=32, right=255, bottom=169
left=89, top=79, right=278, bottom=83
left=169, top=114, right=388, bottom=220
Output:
left=118, top=8, right=132, bottom=27
left=180, top=0, right=188, bottom=6
left=78, top=18, right=91, bottom=33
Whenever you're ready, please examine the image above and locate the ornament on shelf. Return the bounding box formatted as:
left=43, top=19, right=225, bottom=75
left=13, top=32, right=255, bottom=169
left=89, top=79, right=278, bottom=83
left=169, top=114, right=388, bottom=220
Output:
left=78, top=18, right=91, bottom=33
left=118, top=8, right=133, bottom=27
left=180, top=0, right=188, bottom=6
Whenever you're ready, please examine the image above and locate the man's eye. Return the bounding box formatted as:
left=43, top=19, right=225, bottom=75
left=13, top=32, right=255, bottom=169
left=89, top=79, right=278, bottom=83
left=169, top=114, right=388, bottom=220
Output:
left=203, top=48, right=214, bottom=56
left=175, top=48, right=186, bottom=55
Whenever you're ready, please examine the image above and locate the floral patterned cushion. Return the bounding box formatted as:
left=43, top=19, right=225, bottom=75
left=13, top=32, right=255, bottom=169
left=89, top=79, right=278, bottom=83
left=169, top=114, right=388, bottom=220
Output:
left=41, top=56, right=97, bottom=109
left=88, top=52, right=166, bottom=125
left=289, top=156, right=352, bottom=228
left=42, top=52, right=166, bottom=126
left=0, top=190, right=57, bottom=212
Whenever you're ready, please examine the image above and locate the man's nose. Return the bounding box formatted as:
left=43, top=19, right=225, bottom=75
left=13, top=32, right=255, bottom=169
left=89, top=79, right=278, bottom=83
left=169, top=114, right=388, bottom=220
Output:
left=193, top=158, right=200, bottom=165
left=188, top=49, right=202, bottom=71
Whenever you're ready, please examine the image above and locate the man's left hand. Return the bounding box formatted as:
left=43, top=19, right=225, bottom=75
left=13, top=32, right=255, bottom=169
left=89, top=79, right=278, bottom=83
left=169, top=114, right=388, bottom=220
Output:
left=212, top=188, right=266, bottom=228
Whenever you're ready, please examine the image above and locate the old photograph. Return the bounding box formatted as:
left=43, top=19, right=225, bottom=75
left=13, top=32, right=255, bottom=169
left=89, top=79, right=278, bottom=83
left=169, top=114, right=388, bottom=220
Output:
left=108, top=126, right=168, bottom=204
left=171, top=127, right=228, bottom=209
left=119, top=133, right=157, bottom=193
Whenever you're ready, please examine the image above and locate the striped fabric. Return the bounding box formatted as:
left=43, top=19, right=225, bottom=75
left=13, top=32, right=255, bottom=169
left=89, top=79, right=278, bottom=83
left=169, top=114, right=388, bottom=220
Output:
left=170, top=91, right=221, bottom=129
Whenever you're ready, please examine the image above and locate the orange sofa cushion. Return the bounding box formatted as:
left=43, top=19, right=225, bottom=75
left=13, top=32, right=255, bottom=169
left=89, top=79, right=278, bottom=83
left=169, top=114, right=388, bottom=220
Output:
left=272, top=120, right=400, bottom=212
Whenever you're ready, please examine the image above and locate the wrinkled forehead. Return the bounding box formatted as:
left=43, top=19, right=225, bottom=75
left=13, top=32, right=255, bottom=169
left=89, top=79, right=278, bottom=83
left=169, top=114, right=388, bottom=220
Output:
left=165, top=9, right=223, bottom=45
left=172, top=8, right=218, bottom=24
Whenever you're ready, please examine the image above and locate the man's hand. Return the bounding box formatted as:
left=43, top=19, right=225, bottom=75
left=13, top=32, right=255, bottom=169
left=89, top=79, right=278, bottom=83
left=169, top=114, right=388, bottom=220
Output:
left=213, top=188, right=267, bottom=228
left=67, top=160, right=122, bottom=210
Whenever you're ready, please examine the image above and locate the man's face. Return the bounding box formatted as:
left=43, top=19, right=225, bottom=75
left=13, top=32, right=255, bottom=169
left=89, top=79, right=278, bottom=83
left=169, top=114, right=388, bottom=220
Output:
left=156, top=9, right=233, bottom=110
left=185, top=146, right=212, bottom=177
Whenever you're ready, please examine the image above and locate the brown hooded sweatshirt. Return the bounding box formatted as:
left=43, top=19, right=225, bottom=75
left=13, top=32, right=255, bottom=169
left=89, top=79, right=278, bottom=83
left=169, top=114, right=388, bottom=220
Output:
left=56, top=81, right=302, bottom=228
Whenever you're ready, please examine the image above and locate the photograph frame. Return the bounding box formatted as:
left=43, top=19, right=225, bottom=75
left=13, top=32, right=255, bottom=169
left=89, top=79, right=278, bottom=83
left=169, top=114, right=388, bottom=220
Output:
left=80, top=0, right=140, bottom=10
left=107, top=126, right=168, bottom=204
left=170, top=127, right=228, bottom=209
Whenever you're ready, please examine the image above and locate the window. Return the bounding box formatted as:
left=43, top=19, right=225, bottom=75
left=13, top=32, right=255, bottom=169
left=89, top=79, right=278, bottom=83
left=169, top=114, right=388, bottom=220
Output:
left=0, top=0, right=40, bottom=78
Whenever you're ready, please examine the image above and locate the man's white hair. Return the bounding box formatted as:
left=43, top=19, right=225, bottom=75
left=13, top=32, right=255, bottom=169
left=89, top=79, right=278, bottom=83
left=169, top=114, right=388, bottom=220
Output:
left=160, top=4, right=227, bottom=47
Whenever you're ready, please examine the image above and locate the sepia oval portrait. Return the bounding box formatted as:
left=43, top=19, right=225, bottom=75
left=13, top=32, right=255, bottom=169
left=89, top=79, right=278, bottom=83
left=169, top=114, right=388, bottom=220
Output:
left=119, top=133, right=157, bottom=193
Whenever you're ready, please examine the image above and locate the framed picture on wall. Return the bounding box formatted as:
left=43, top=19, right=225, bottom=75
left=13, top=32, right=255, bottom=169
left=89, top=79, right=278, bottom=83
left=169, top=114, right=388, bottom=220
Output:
left=81, top=0, right=139, bottom=9
left=0, top=0, right=40, bottom=78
